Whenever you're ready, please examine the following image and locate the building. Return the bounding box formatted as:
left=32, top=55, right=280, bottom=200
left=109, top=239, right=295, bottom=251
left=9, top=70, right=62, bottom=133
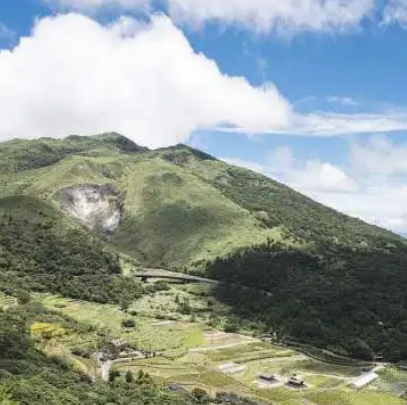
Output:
left=101, top=339, right=128, bottom=358
left=110, top=339, right=128, bottom=351
left=287, top=374, right=306, bottom=387
left=258, top=373, right=278, bottom=382
left=349, top=372, right=378, bottom=390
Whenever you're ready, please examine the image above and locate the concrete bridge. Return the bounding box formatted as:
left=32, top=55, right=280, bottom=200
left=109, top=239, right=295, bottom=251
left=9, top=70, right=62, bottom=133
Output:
left=132, top=268, right=218, bottom=285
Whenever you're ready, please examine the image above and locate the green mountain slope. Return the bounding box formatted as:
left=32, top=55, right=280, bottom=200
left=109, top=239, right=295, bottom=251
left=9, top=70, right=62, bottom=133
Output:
left=0, top=303, right=199, bottom=405
left=1, top=133, right=407, bottom=361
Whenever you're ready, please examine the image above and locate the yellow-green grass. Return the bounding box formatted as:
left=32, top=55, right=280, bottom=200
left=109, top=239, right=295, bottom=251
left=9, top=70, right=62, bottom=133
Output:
left=304, top=391, right=406, bottom=405
left=34, top=297, right=407, bottom=405
left=286, top=359, right=362, bottom=377
left=38, top=294, right=205, bottom=351
left=200, top=342, right=295, bottom=363
left=111, top=157, right=281, bottom=268
left=0, top=293, right=16, bottom=309
left=1, top=151, right=283, bottom=269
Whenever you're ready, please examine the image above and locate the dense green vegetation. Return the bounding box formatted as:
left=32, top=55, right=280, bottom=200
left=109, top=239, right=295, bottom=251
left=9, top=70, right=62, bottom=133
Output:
left=0, top=132, right=147, bottom=173
left=205, top=240, right=407, bottom=361
left=0, top=304, right=197, bottom=405
left=1, top=133, right=407, bottom=364
left=0, top=195, right=143, bottom=304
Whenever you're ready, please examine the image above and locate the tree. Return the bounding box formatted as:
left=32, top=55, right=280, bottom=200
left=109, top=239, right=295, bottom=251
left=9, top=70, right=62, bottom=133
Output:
left=125, top=370, right=134, bottom=383
left=119, top=299, right=130, bottom=312
left=15, top=290, right=31, bottom=305
left=108, top=370, right=120, bottom=383
left=121, top=319, right=136, bottom=328
left=191, top=388, right=210, bottom=404
left=224, top=321, right=239, bottom=334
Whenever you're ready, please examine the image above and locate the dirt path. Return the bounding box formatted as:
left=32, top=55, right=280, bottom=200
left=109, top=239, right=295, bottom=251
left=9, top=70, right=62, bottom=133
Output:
left=101, top=354, right=145, bottom=381
left=189, top=339, right=259, bottom=352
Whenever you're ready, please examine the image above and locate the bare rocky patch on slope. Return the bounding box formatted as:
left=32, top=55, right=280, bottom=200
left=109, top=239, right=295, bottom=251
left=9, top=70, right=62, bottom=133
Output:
left=59, top=184, right=125, bottom=233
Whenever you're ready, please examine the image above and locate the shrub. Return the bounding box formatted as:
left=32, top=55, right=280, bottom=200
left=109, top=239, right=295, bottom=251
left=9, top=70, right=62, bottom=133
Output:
left=121, top=319, right=136, bottom=328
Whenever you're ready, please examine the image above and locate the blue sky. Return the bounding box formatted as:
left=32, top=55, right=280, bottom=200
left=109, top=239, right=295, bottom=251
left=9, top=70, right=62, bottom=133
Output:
left=2, top=0, right=407, bottom=232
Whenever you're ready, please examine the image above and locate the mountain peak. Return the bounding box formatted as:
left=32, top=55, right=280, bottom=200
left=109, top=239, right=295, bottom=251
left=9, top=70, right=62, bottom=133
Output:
left=88, top=132, right=149, bottom=154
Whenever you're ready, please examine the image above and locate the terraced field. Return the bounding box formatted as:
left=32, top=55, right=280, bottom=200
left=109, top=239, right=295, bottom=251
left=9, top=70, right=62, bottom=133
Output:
left=35, top=290, right=407, bottom=405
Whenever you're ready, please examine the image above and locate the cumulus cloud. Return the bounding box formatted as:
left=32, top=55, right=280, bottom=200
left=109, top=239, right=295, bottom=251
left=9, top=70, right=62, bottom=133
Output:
left=0, top=13, right=291, bottom=148
left=2, top=12, right=407, bottom=150
left=226, top=153, right=390, bottom=226
left=350, top=135, right=407, bottom=175
left=226, top=147, right=357, bottom=193
left=310, top=185, right=407, bottom=233
left=326, top=96, right=360, bottom=106
left=383, top=0, right=407, bottom=27
left=224, top=139, right=407, bottom=234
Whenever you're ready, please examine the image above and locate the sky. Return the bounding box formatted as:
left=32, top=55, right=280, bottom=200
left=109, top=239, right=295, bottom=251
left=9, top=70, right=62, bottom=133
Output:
left=1, top=1, right=407, bottom=233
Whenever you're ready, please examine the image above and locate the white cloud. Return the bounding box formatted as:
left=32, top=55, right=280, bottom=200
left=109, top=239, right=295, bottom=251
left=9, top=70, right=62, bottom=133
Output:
left=225, top=147, right=357, bottom=193
left=2, top=12, right=407, bottom=151
left=288, top=161, right=358, bottom=192
left=43, top=0, right=375, bottom=34
left=164, top=0, right=375, bottom=34
left=224, top=140, right=407, bottom=234
left=268, top=146, right=295, bottom=171
left=291, top=111, right=407, bottom=136
left=350, top=134, right=407, bottom=175
left=216, top=110, right=407, bottom=137
left=383, top=0, right=407, bottom=27
left=326, top=96, right=360, bottom=106
left=43, top=0, right=149, bottom=11
left=0, top=13, right=291, bottom=148
left=310, top=185, right=407, bottom=233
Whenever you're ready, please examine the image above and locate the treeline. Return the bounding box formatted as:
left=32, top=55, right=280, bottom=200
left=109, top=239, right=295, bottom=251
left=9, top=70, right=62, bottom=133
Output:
left=205, top=240, right=407, bottom=362
left=0, top=196, right=143, bottom=304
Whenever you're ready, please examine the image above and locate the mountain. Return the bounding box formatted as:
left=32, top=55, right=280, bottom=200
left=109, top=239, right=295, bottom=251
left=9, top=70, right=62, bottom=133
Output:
left=1, top=133, right=407, bottom=362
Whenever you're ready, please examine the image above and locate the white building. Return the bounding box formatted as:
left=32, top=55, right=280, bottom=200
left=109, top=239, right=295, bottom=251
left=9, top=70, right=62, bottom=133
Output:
left=349, top=372, right=378, bottom=390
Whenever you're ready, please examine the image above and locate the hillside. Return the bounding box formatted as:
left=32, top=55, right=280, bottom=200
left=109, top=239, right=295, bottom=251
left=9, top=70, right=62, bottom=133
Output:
left=1, top=133, right=407, bottom=362
left=0, top=302, right=207, bottom=405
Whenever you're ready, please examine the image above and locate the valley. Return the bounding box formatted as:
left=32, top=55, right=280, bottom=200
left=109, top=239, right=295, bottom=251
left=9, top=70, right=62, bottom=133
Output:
left=3, top=278, right=405, bottom=405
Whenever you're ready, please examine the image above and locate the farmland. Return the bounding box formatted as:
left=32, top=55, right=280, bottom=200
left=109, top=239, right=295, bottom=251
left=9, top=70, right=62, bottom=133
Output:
left=33, top=284, right=407, bottom=405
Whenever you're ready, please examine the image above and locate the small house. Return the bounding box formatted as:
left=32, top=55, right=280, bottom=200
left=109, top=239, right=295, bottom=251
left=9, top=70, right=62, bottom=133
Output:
left=101, top=339, right=128, bottom=357
left=258, top=373, right=277, bottom=382
left=111, top=339, right=128, bottom=351
left=288, top=374, right=305, bottom=387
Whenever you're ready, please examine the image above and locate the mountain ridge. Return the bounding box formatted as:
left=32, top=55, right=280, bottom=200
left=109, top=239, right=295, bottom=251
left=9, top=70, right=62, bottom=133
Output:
left=1, top=133, right=407, bottom=361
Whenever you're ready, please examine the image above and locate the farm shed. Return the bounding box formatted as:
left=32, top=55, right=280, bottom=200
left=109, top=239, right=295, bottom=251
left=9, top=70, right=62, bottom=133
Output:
left=287, top=374, right=306, bottom=387
left=258, top=373, right=277, bottom=382
left=349, top=372, right=378, bottom=389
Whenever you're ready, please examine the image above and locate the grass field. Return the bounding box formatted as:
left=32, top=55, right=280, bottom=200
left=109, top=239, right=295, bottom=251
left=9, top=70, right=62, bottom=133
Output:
left=38, top=294, right=206, bottom=352
left=35, top=290, right=407, bottom=405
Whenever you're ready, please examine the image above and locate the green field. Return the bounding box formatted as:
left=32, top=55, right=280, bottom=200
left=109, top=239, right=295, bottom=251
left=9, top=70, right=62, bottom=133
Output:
left=39, top=294, right=206, bottom=352
left=31, top=288, right=407, bottom=405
